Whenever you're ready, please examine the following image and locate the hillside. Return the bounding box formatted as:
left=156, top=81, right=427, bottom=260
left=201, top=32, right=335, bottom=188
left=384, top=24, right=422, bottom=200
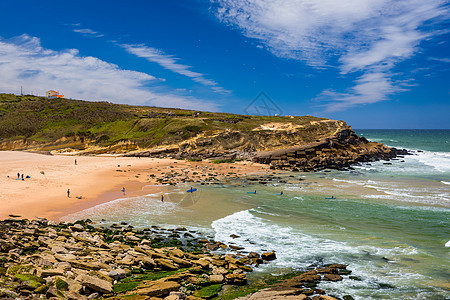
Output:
left=0, top=93, right=405, bottom=170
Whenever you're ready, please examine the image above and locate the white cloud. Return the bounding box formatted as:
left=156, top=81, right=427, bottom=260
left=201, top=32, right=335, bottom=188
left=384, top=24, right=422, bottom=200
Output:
left=121, top=44, right=229, bottom=94
left=0, top=34, right=219, bottom=111
left=73, top=28, right=105, bottom=38
left=213, top=0, right=448, bottom=111
left=316, top=72, right=407, bottom=112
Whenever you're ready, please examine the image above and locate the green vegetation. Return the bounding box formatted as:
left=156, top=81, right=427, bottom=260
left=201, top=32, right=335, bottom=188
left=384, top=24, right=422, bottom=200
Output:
left=113, top=268, right=188, bottom=293
left=6, top=264, right=33, bottom=275
left=55, top=277, right=68, bottom=290
left=113, top=281, right=141, bottom=293
left=14, top=274, right=45, bottom=289
left=0, top=93, right=333, bottom=152
left=194, top=284, right=223, bottom=298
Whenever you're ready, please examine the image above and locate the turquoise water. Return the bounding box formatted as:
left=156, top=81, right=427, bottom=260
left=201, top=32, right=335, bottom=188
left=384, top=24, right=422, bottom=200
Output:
left=357, top=129, right=450, bottom=153
left=63, top=130, right=450, bottom=299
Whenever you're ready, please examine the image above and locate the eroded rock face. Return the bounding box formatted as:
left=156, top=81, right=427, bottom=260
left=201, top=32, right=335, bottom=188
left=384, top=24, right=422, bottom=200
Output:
left=254, top=129, right=410, bottom=171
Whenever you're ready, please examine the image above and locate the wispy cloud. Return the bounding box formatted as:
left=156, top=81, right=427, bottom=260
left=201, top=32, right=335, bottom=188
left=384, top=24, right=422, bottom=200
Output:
left=73, top=28, right=105, bottom=38
left=0, top=34, right=219, bottom=111
left=428, top=57, right=450, bottom=63
left=121, top=44, right=229, bottom=94
left=316, top=72, right=409, bottom=111
left=213, top=0, right=449, bottom=111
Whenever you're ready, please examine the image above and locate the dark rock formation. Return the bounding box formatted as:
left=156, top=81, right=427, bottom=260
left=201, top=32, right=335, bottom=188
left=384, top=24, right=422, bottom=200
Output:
left=254, top=129, right=410, bottom=171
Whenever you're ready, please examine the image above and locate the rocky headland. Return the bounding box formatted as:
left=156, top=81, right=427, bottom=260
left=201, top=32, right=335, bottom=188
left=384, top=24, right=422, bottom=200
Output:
left=0, top=217, right=354, bottom=300
left=253, top=128, right=410, bottom=172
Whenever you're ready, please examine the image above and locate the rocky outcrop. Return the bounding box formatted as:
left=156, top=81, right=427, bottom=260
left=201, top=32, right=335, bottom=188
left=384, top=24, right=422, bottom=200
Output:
left=254, top=129, right=409, bottom=171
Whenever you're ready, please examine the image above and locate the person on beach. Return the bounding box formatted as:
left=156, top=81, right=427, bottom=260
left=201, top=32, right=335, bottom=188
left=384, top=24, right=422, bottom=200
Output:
left=17, top=172, right=20, bottom=179
left=67, top=189, right=70, bottom=198
left=121, top=187, right=125, bottom=195
left=21, top=174, right=24, bottom=180
left=75, top=159, right=77, bottom=165
left=161, top=195, right=164, bottom=202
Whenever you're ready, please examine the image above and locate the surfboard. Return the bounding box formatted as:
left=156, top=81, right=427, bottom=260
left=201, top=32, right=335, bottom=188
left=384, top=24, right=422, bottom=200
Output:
left=247, top=192, right=256, bottom=194
left=187, top=188, right=197, bottom=193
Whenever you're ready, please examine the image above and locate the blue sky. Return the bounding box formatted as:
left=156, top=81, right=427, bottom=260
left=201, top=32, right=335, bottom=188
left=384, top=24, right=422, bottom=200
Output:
left=0, top=0, right=449, bottom=128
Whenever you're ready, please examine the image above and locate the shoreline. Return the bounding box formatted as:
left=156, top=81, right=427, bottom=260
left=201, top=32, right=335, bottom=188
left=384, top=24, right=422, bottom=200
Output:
left=0, top=217, right=351, bottom=299
left=0, top=151, right=269, bottom=221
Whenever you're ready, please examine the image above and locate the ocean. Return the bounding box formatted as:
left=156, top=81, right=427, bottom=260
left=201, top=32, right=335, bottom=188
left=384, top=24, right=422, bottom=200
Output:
left=63, top=129, right=450, bottom=299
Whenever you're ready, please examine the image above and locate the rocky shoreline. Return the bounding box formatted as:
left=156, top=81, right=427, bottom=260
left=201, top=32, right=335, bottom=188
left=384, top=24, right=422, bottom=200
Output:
left=0, top=217, right=353, bottom=300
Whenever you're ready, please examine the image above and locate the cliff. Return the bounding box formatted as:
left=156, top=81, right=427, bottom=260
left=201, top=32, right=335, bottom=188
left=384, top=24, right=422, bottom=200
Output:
left=0, top=93, right=406, bottom=170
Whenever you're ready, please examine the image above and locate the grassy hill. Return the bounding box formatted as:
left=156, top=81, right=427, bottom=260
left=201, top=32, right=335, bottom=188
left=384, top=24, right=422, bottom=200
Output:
left=0, top=93, right=347, bottom=154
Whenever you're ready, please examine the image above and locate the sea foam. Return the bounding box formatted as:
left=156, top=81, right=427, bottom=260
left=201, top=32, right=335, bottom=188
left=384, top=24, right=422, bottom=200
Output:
left=211, top=209, right=424, bottom=299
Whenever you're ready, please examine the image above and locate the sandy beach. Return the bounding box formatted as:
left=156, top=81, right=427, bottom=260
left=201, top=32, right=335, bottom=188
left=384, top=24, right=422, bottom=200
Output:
left=0, top=151, right=267, bottom=220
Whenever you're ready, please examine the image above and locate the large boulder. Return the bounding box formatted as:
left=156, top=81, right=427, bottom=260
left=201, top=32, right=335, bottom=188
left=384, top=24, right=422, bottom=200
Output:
left=141, top=256, right=157, bottom=269
left=169, top=248, right=185, bottom=258
left=324, top=274, right=343, bottom=281
left=209, top=274, right=224, bottom=284
left=225, top=273, right=247, bottom=285
left=261, top=251, right=276, bottom=261
left=194, top=258, right=210, bottom=269
left=155, top=258, right=178, bottom=270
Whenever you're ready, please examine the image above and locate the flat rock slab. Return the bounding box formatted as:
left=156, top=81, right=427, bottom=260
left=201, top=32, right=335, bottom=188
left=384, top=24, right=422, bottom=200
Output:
left=134, top=280, right=180, bottom=297
left=76, top=274, right=113, bottom=294
left=236, top=288, right=308, bottom=300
